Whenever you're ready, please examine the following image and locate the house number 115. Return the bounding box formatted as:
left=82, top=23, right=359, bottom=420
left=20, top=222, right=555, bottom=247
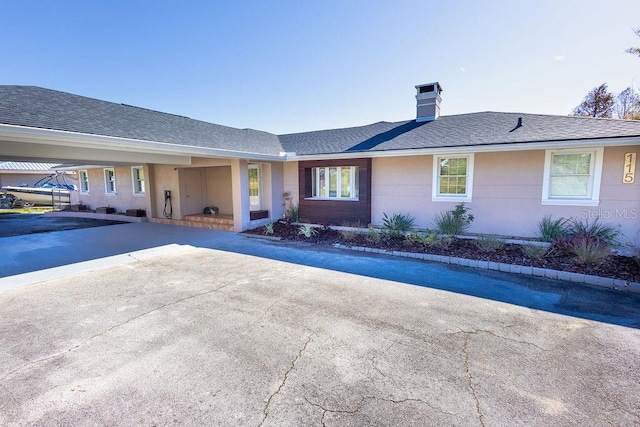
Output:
left=624, top=152, right=636, bottom=183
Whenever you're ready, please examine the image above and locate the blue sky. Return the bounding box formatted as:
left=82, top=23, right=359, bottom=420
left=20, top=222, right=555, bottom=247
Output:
left=2, top=0, right=639, bottom=134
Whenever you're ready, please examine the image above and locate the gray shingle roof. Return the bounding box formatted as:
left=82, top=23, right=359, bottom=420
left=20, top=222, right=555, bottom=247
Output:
left=0, top=86, right=283, bottom=156
left=2, top=86, right=640, bottom=159
left=279, top=112, right=640, bottom=155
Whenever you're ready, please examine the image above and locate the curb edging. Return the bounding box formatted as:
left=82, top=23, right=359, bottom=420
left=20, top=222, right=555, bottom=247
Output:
left=333, top=244, right=640, bottom=294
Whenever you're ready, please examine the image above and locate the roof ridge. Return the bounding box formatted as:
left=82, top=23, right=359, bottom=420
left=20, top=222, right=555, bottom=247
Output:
left=119, top=103, right=191, bottom=120
left=278, top=119, right=412, bottom=137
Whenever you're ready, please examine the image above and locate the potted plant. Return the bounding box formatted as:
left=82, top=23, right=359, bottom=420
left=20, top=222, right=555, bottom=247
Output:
left=203, top=205, right=219, bottom=215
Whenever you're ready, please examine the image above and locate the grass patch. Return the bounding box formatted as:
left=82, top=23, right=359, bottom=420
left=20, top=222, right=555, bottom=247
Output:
left=0, top=207, right=54, bottom=214
left=474, top=235, right=505, bottom=252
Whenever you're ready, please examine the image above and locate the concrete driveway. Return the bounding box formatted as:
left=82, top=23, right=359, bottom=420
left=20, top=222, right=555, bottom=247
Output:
left=1, top=224, right=639, bottom=425
left=0, top=213, right=126, bottom=238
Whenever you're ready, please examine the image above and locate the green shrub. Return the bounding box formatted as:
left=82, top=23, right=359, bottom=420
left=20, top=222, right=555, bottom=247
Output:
left=432, top=235, right=453, bottom=249
left=523, top=244, right=547, bottom=259
left=552, top=217, right=620, bottom=265
left=404, top=230, right=437, bottom=247
left=297, top=224, right=317, bottom=238
left=537, top=215, right=569, bottom=242
left=340, top=229, right=358, bottom=242
left=432, top=203, right=474, bottom=235
left=474, top=235, right=505, bottom=252
left=382, top=212, right=416, bottom=237
left=284, top=204, right=299, bottom=222
left=627, top=229, right=640, bottom=267
left=566, top=217, right=620, bottom=246
left=566, top=238, right=611, bottom=265
left=264, top=222, right=274, bottom=235
left=341, top=220, right=364, bottom=229
left=366, top=226, right=381, bottom=243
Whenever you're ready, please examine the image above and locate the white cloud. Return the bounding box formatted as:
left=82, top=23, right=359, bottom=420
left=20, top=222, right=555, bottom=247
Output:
left=553, top=55, right=564, bottom=61
left=460, top=66, right=466, bottom=72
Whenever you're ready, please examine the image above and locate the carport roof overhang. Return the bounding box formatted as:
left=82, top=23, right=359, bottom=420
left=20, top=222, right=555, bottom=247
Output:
left=0, top=124, right=286, bottom=165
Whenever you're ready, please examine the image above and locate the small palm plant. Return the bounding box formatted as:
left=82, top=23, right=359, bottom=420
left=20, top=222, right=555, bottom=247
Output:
left=264, top=222, right=274, bottom=235
left=382, top=212, right=415, bottom=237
left=433, top=203, right=474, bottom=235
left=298, top=224, right=318, bottom=238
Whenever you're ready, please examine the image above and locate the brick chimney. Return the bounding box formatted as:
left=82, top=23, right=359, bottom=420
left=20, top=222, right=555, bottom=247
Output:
left=415, top=82, right=442, bottom=122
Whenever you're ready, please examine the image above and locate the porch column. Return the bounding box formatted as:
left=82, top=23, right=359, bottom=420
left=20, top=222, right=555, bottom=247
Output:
left=231, top=159, right=250, bottom=231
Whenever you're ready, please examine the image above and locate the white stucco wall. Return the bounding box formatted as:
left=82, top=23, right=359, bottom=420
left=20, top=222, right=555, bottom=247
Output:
left=205, top=166, right=233, bottom=215
left=150, top=164, right=181, bottom=219
left=268, top=162, right=285, bottom=220
left=367, top=146, right=639, bottom=240
left=283, top=161, right=299, bottom=210
left=76, top=166, right=152, bottom=214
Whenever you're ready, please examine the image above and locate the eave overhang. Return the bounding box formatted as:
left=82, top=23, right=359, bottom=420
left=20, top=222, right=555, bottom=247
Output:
left=0, top=124, right=287, bottom=164
left=286, top=136, right=640, bottom=161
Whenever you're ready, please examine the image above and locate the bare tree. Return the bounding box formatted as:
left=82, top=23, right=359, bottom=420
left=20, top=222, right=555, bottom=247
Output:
left=615, top=87, right=640, bottom=119
left=626, top=28, right=640, bottom=58
left=572, top=83, right=614, bottom=118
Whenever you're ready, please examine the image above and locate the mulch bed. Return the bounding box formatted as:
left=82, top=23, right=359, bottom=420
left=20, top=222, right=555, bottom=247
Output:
left=245, top=221, right=640, bottom=282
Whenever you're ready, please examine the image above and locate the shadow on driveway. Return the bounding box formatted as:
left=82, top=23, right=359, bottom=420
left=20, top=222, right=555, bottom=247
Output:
left=0, top=213, right=126, bottom=238
left=2, top=222, right=639, bottom=329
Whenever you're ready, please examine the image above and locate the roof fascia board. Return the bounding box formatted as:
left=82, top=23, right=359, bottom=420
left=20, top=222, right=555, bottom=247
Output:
left=0, top=124, right=285, bottom=162
left=286, top=136, right=640, bottom=161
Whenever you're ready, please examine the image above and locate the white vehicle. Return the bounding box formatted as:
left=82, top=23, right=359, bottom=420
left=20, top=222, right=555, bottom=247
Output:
left=1, top=174, right=75, bottom=206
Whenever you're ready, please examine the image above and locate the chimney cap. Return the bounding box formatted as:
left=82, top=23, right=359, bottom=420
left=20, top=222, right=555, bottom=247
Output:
left=415, top=82, right=443, bottom=94
left=415, top=82, right=442, bottom=122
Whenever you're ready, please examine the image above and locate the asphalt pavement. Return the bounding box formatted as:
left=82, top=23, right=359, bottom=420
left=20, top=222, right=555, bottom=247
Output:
left=0, top=213, right=126, bottom=238
left=0, top=222, right=639, bottom=425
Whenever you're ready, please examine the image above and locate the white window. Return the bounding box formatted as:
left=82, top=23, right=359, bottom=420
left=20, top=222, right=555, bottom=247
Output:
left=131, top=166, right=145, bottom=195
left=542, top=148, right=603, bottom=206
left=79, top=170, right=90, bottom=193
left=311, top=166, right=359, bottom=200
left=104, top=168, right=116, bottom=194
left=432, top=154, right=474, bottom=201
left=248, top=164, right=261, bottom=210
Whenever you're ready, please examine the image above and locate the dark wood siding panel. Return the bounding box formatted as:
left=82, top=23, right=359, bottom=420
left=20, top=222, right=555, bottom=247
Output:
left=298, top=158, right=371, bottom=225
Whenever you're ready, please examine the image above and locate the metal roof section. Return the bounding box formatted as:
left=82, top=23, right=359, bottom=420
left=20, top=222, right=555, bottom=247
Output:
left=0, top=161, right=60, bottom=172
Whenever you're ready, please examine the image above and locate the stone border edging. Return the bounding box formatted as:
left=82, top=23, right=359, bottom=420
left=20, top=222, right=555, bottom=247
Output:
left=241, top=233, right=282, bottom=241
left=333, top=243, right=640, bottom=294
left=44, top=211, right=147, bottom=223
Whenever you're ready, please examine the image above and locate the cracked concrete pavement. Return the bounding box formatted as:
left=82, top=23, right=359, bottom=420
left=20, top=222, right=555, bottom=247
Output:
left=1, top=240, right=640, bottom=425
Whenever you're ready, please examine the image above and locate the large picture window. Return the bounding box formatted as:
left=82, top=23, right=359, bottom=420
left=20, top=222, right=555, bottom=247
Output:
left=311, top=166, right=359, bottom=200
left=432, top=154, right=474, bottom=201
left=542, top=148, right=603, bottom=206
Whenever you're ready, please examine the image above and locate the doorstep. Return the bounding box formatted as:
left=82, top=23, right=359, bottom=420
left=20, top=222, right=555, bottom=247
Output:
left=333, top=243, right=640, bottom=294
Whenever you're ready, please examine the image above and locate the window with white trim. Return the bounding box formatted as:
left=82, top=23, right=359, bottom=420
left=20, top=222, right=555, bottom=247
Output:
left=311, top=166, right=359, bottom=200
left=79, top=170, right=90, bottom=193
left=248, top=164, right=261, bottom=210
left=542, top=148, right=603, bottom=206
left=131, top=166, right=145, bottom=195
left=104, top=168, right=116, bottom=194
left=432, top=154, right=474, bottom=201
